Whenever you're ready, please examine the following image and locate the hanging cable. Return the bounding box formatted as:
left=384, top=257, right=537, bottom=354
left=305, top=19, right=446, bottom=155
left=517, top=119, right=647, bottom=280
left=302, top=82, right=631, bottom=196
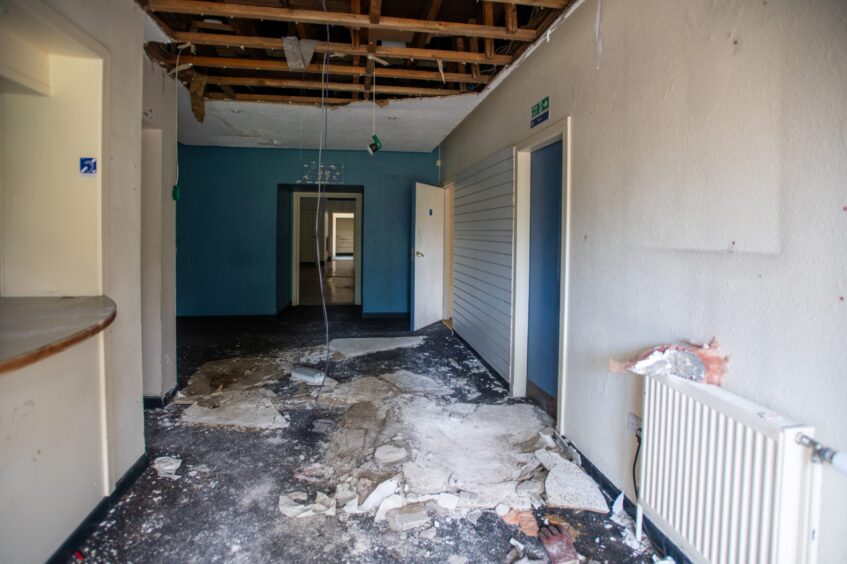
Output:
left=173, top=44, right=188, bottom=188
left=632, top=428, right=642, bottom=501
left=313, top=0, right=332, bottom=401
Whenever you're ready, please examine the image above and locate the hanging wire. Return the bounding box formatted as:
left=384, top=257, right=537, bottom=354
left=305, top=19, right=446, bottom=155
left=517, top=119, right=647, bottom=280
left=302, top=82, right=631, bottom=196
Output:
left=372, top=74, right=377, bottom=136
left=173, top=45, right=188, bottom=185
left=313, top=0, right=332, bottom=401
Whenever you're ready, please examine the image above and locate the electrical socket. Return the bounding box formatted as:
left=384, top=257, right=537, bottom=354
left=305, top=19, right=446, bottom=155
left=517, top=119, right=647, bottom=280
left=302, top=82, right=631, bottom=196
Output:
left=626, top=412, right=642, bottom=432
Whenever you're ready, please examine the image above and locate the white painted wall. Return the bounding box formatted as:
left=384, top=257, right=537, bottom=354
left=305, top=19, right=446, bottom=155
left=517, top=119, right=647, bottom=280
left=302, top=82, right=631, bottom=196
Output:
left=335, top=217, right=354, bottom=254
left=43, top=0, right=148, bottom=487
left=441, top=1, right=847, bottom=560
left=0, top=337, right=105, bottom=564
left=1, top=53, right=103, bottom=296
left=141, top=57, right=177, bottom=399
left=0, top=1, right=147, bottom=560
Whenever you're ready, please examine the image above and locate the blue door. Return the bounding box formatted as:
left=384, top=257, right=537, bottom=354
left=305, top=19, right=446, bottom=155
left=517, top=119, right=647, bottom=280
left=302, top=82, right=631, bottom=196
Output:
left=527, top=141, right=563, bottom=400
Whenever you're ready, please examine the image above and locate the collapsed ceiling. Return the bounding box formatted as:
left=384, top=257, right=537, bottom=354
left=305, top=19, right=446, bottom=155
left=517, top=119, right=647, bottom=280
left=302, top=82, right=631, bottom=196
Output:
left=143, top=0, right=568, bottom=105
left=141, top=0, right=571, bottom=151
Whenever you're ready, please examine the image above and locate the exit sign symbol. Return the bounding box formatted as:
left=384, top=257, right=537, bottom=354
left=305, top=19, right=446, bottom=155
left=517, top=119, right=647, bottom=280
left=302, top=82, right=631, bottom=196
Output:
left=530, top=96, right=550, bottom=129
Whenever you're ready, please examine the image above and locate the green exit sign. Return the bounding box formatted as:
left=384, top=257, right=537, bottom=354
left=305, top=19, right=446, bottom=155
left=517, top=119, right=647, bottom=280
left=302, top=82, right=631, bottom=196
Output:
left=530, top=96, right=550, bottom=128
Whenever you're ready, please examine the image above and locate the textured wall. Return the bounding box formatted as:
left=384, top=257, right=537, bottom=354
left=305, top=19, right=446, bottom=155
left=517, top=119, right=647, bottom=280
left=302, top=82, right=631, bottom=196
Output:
left=177, top=146, right=439, bottom=316
left=441, top=0, right=847, bottom=560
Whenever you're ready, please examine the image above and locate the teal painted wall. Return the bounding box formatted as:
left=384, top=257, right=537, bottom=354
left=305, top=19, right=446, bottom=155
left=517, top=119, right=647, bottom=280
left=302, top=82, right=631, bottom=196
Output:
left=176, top=145, right=439, bottom=316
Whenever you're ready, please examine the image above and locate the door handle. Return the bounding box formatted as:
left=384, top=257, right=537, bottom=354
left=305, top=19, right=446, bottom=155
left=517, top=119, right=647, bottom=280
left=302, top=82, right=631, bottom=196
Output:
left=416, top=251, right=424, bottom=258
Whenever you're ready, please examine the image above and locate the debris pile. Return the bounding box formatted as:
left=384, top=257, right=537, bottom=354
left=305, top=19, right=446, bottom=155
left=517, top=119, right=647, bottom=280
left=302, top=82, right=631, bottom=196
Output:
left=275, top=373, right=611, bottom=535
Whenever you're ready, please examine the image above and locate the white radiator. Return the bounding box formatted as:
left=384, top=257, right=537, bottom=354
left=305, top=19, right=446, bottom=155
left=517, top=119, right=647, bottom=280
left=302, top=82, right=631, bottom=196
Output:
left=636, top=373, right=821, bottom=564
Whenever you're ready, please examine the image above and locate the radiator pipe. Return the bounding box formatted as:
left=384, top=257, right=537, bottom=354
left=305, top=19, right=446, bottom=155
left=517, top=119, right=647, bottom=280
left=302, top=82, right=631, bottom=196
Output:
left=796, top=433, right=847, bottom=475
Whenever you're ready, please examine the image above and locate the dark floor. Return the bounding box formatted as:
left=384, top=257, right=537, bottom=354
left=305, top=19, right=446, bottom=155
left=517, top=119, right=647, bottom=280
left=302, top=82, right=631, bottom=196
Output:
left=300, top=259, right=355, bottom=305
left=71, top=307, right=656, bottom=563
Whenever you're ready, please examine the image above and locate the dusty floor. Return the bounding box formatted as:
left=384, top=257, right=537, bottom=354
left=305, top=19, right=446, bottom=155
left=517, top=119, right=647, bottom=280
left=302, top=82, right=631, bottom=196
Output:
left=72, top=307, right=659, bottom=563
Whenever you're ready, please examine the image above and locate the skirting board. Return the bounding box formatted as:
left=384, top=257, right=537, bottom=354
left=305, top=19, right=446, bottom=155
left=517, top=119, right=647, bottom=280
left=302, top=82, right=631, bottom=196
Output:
left=567, top=441, right=692, bottom=564
left=46, top=452, right=149, bottom=564
left=143, top=383, right=178, bottom=410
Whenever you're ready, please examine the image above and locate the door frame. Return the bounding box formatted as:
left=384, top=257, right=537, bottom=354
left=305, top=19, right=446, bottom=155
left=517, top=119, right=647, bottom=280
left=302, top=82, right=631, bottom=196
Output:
left=291, top=192, right=362, bottom=306
left=511, top=116, right=572, bottom=432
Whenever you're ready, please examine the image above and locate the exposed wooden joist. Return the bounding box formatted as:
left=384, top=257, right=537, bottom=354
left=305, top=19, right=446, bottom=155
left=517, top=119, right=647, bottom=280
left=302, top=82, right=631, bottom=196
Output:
left=505, top=4, right=518, bottom=34
left=151, top=53, right=493, bottom=84
left=483, top=2, right=495, bottom=60
left=467, top=19, right=481, bottom=79
left=146, top=0, right=537, bottom=42
left=206, top=75, right=459, bottom=97
left=368, top=0, right=381, bottom=24
left=411, top=0, right=444, bottom=49
left=485, top=0, right=567, bottom=7
left=206, top=92, right=351, bottom=105
left=166, top=32, right=513, bottom=65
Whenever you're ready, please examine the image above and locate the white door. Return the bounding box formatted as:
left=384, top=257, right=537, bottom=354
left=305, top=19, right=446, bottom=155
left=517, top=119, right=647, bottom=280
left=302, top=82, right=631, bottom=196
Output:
left=413, top=182, right=444, bottom=331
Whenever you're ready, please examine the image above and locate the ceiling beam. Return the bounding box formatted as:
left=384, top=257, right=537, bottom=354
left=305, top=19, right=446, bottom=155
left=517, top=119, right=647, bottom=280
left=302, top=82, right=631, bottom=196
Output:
left=146, top=0, right=537, bottom=42
left=483, top=2, right=495, bottom=60
left=166, top=32, right=513, bottom=65
left=206, top=92, right=351, bottom=105
left=150, top=53, right=493, bottom=84
left=411, top=0, right=444, bottom=49
left=485, top=0, right=568, bottom=7
left=206, top=76, right=459, bottom=97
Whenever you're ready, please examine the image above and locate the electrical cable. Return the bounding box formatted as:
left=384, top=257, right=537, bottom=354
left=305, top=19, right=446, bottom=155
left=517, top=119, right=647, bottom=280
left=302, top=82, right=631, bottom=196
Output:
left=173, top=44, right=188, bottom=186
left=633, top=428, right=642, bottom=501
left=313, top=0, right=332, bottom=401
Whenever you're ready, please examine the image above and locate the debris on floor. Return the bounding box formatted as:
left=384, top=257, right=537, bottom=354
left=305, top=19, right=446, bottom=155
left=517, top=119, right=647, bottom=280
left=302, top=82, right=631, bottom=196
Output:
left=609, top=338, right=728, bottom=385
left=181, top=389, right=289, bottom=430
left=290, top=365, right=325, bottom=385
left=152, top=456, right=182, bottom=480
left=328, top=336, right=426, bottom=358
left=78, top=314, right=658, bottom=563
left=173, top=357, right=289, bottom=404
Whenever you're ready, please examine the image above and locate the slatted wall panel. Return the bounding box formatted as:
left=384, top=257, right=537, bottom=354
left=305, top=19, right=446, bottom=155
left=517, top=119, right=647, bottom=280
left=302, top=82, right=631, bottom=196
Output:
left=452, top=147, right=515, bottom=380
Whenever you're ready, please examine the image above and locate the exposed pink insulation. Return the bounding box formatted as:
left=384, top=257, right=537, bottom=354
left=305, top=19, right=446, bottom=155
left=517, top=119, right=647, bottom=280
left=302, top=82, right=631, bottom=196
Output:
left=609, top=339, right=728, bottom=386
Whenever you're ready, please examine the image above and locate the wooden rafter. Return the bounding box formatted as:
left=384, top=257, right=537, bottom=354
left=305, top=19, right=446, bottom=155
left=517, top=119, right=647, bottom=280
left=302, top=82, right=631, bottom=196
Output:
left=482, top=2, right=495, bottom=60
left=485, top=0, right=568, bottom=8
left=411, top=0, right=443, bottom=49
left=206, top=92, right=351, bottom=105
left=165, top=32, right=513, bottom=65
left=146, top=0, right=538, bottom=42
left=148, top=53, right=493, bottom=85
left=206, top=76, right=458, bottom=97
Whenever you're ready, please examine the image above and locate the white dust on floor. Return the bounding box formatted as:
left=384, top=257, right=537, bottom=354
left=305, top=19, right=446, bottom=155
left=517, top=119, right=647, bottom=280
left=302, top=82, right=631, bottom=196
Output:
left=175, top=337, right=430, bottom=429
left=328, top=336, right=426, bottom=358
left=160, top=337, right=649, bottom=559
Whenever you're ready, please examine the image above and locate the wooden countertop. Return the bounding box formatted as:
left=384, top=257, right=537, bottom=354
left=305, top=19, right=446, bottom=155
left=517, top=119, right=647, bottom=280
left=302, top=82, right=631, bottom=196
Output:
left=0, top=296, right=116, bottom=374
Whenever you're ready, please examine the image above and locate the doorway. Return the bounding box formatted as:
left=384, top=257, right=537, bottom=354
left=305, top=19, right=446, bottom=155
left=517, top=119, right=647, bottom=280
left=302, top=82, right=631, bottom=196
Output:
left=526, top=141, right=563, bottom=417
left=512, top=117, right=572, bottom=431
left=291, top=192, right=362, bottom=306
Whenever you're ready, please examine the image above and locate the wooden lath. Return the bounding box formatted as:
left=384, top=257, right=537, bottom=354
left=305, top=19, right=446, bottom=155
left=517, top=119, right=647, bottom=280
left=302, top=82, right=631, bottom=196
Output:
left=146, top=0, right=538, bottom=42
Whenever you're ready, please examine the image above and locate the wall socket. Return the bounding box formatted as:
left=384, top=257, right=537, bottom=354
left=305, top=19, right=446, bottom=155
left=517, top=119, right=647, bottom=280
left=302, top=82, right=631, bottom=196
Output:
left=626, top=412, right=643, bottom=432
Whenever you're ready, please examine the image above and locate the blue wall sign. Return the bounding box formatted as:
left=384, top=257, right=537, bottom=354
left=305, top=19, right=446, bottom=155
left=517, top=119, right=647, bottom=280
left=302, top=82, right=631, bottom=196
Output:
left=80, top=157, right=97, bottom=175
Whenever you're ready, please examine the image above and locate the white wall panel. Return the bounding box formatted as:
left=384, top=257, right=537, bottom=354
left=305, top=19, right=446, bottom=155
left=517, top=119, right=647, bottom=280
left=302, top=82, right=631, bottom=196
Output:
left=452, top=147, right=514, bottom=381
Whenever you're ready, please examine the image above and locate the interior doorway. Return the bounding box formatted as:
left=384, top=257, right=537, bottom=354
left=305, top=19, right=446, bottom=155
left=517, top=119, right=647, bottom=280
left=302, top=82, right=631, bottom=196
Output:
left=291, top=192, right=362, bottom=306
left=526, top=140, right=563, bottom=417
left=512, top=117, right=572, bottom=430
